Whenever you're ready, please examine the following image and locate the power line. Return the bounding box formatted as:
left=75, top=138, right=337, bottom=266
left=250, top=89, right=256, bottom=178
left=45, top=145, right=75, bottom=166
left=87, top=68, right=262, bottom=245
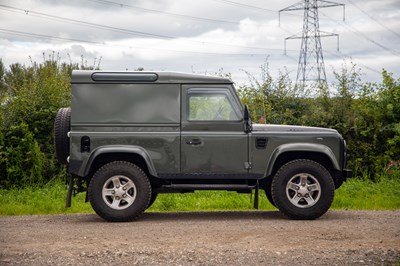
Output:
left=0, top=4, right=287, bottom=53
left=323, top=49, right=381, bottom=74
left=280, top=0, right=344, bottom=91
left=347, top=0, right=400, bottom=39
left=211, top=0, right=303, bottom=18
left=319, top=10, right=400, bottom=57
left=310, top=4, right=400, bottom=57
left=0, top=4, right=173, bottom=40
left=210, top=0, right=277, bottom=13
left=86, top=0, right=303, bottom=28
left=1, top=29, right=380, bottom=80
left=86, top=0, right=301, bottom=38
left=86, top=0, right=303, bottom=49
left=0, top=28, right=105, bottom=45
left=85, top=0, right=304, bottom=32
left=0, top=28, right=289, bottom=56
left=1, top=1, right=391, bottom=77
left=86, top=0, right=238, bottom=25
left=86, top=0, right=301, bottom=49
left=282, top=26, right=382, bottom=75
left=278, top=0, right=344, bottom=25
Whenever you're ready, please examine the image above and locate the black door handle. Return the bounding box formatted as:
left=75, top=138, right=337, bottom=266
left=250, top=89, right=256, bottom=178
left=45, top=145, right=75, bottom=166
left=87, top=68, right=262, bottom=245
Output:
left=186, top=139, right=202, bottom=145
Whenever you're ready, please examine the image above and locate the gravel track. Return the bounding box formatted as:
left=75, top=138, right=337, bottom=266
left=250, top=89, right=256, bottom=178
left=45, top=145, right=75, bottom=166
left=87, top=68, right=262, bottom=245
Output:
left=0, top=210, right=399, bottom=265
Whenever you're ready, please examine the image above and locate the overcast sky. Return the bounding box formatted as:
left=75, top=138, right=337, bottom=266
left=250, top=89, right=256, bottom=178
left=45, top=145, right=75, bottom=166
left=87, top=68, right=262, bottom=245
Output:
left=0, top=0, right=399, bottom=86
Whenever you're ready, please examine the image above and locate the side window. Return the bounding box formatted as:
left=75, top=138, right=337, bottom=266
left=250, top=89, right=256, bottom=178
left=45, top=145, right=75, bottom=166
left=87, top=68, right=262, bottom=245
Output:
left=187, top=89, right=241, bottom=121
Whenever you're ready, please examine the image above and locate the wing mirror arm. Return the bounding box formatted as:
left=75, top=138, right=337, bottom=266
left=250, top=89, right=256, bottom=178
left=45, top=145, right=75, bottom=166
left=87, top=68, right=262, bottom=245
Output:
left=243, top=105, right=252, bottom=133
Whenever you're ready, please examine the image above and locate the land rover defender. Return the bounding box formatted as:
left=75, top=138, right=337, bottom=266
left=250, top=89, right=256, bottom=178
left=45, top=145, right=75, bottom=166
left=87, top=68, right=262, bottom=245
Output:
left=54, top=70, right=352, bottom=222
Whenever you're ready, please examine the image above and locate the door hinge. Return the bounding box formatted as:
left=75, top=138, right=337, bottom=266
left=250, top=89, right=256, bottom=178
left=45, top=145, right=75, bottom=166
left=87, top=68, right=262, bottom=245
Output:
left=244, top=162, right=252, bottom=169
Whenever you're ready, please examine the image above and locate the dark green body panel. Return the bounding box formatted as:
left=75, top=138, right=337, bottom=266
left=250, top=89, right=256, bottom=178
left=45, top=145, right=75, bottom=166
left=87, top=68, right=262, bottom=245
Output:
left=249, top=129, right=343, bottom=177
left=70, top=126, right=180, bottom=176
left=69, top=70, right=348, bottom=183
left=180, top=84, right=248, bottom=175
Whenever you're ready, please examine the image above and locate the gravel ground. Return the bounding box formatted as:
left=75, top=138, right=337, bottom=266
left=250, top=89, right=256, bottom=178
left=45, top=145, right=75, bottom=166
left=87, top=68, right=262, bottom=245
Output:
left=0, top=210, right=399, bottom=265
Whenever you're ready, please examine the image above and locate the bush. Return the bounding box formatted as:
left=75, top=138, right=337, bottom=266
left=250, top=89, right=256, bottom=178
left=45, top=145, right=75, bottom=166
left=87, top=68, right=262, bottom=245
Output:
left=0, top=122, right=43, bottom=188
left=0, top=56, right=398, bottom=188
left=0, top=55, right=97, bottom=188
left=238, top=60, right=400, bottom=178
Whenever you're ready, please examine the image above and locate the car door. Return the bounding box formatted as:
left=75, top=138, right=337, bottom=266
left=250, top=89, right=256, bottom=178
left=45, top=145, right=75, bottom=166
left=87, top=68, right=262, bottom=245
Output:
left=181, top=85, right=249, bottom=177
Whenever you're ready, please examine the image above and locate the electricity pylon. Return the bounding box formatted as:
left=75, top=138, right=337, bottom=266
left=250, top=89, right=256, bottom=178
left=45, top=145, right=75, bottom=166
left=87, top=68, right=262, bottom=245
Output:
left=280, top=0, right=345, bottom=93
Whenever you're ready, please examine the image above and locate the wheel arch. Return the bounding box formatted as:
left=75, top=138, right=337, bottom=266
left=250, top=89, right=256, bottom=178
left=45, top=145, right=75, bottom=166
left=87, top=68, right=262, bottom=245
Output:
left=83, top=146, right=158, bottom=178
left=265, top=143, right=340, bottom=185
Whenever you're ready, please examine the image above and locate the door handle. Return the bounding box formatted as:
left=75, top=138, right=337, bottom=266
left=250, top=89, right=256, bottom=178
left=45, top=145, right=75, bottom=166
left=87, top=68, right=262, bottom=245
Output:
left=186, top=139, right=202, bottom=146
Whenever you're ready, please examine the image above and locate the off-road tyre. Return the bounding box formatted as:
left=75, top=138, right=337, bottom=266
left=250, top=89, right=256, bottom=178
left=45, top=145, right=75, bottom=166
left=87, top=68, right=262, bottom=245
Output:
left=54, top=108, right=71, bottom=164
left=146, top=193, right=158, bottom=209
left=263, top=178, right=276, bottom=207
left=88, top=161, right=152, bottom=222
left=271, top=159, right=335, bottom=220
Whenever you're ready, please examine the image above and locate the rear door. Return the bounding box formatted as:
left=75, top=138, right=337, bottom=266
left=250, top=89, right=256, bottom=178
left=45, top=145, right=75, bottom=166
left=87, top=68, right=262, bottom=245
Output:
left=180, top=85, right=249, bottom=177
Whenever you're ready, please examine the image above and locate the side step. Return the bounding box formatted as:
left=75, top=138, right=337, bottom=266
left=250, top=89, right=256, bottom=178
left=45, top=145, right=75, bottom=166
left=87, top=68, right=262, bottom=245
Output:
left=161, top=184, right=256, bottom=191
left=158, top=182, right=260, bottom=210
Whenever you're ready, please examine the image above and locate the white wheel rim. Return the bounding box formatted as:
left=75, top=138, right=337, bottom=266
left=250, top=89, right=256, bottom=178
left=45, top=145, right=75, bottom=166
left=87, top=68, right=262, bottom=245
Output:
left=102, top=175, right=137, bottom=210
left=286, top=173, right=321, bottom=208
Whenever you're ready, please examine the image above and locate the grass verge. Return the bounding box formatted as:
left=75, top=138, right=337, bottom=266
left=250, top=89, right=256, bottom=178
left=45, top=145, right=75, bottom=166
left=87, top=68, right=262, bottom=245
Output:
left=0, top=176, right=399, bottom=216
left=0, top=181, right=93, bottom=216
left=331, top=176, right=400, bottom=210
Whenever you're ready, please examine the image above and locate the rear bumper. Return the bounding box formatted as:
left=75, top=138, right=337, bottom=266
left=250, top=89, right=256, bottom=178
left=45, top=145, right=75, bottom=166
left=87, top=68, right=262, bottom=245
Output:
left=342, top=169, right=353, bottom=179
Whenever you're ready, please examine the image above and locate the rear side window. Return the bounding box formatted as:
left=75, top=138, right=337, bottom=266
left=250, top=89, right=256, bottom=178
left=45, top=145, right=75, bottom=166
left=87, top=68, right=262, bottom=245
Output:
left=72, top=83, right=180, bottom=124
left=187, top=89, right=241, bottom=121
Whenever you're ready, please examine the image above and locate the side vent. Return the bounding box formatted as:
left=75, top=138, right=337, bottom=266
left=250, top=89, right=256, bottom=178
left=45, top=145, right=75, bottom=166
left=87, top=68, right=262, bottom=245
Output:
left=255, top=137, right=268, bottom=149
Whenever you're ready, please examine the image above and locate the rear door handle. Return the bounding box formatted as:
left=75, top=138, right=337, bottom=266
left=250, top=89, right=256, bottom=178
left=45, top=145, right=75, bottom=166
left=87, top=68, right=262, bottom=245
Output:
left=186, top=139, right=202, bottom=146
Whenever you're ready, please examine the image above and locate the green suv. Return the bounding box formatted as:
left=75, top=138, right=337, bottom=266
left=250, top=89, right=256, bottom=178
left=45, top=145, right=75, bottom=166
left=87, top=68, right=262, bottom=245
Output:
left=54, top=70, right=352, bottom=222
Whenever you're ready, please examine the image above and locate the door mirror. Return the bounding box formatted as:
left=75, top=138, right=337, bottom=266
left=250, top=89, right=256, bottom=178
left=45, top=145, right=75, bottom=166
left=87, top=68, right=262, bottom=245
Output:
left=243, top=105, right=252, bottom=133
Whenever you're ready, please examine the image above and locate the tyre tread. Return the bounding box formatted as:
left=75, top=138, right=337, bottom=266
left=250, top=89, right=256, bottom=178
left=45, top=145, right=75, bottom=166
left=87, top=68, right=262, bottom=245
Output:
left=271, top=159, right=335, bottom=220
left=88, top=161, right=151, bottom=222
left=54, top=108, right=71, bottom=164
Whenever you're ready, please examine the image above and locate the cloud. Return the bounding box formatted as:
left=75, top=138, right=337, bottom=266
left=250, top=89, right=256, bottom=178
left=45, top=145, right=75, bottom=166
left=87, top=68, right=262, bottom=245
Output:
left=0, top=0, right=398, bottom=84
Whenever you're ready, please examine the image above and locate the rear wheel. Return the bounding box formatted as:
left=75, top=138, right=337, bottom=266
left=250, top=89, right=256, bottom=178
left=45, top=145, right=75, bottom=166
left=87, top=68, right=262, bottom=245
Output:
left=271, top=159, right=335, bottom=220
left=88, top=161, right=151, bottom=222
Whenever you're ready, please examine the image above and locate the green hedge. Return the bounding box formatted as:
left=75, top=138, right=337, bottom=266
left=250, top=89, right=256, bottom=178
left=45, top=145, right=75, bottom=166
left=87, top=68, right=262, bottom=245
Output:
left=238, top=62, right=400, bottom=179
left=0, top=58, right=398, bottom=189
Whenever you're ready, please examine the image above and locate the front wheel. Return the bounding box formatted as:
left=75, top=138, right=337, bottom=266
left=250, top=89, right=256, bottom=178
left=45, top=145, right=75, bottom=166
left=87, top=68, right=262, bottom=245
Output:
left=271, top=159, right=335, bottom=220
left=88, top=161, right=151, bottom=222
left=146, top=192, right=158, bottom=209
left=263, top=178, right=276, bottom=207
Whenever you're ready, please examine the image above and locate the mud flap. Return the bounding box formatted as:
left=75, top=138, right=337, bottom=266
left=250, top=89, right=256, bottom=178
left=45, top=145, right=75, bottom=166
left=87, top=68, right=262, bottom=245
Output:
left=66, top=174, right=74, bottom=208
left=253, top=180, right=259, bottom=209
